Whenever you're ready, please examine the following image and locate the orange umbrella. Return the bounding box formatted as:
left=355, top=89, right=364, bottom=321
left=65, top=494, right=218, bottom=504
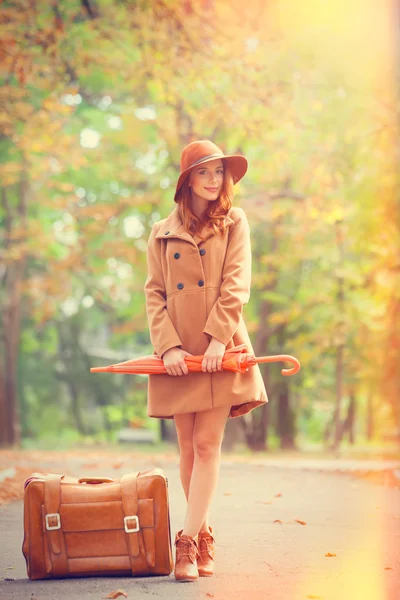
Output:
left=90, top=343, right=300, bottom=377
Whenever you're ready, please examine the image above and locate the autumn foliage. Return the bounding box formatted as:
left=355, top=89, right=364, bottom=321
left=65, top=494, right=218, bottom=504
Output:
left=0, top=1, right=399, bottom=450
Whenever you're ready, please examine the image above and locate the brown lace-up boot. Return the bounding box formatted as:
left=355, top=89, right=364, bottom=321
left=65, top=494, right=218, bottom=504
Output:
left=197, top=526, right=215, bottom=576
left=174, top=530, right=200, bottom=582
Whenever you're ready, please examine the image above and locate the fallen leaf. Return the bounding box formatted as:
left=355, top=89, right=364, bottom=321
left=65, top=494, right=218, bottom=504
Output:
left=106, top=590, right=128, bottom=599
left=384, top=567, right=393, bottom=570
left=295, top=519, right=307, bottom=525
left=274, top=492, right=282, bottom=497
left=325, top=552, right=337, bottom=557
left=113, top=462, right=123, bottom=469
left=206, top=594, right=215, bottom=598
left=0, top=468, right=16, bottom=483
left=307, top=595, right=324, bottom=599
left=273, top=519, right=284, bottom=524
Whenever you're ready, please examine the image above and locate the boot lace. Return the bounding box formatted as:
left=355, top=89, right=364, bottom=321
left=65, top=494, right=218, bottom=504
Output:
left=199, top=533, right=215, bottom=558
left=175, top=537, right=199, bottom=564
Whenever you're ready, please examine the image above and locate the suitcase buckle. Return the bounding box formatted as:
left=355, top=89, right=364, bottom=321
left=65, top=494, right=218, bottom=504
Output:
left=45, top=513, right=61, bottom=531
left=124, top=515, right=140, bottom=533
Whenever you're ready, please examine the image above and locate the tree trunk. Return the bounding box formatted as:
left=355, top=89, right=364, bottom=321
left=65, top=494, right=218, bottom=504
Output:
left=0, top=174, right=29, bottom=447
left=333, top=343, right=344, bottom=449
left=56, top=323, right=87, bottom=435
left=333, top=220, right=346, bottom=450
left=277, top=381, right=296, bottom=450
left=276, top=327, right=296, bottom=449
left=384, top=297, right=400, bottom=445
left=338, top=394, right=356, bottom=444
left=67, top=378, right=87, bottom=435
left=0, top=364, right=8, bottom=446
left=159, top=419, right=177, bottom=442
left=222, top=418, right=243, bottom=451
left=160, top=419, right=168, bottom=441
left=80, top=348, right=113, bottom=435
left=347, top=394, right=356, bottom=444
left=366, top=392, right=374, bottom=441
left=324, top=416, right=333, bottom=445
left=240, top=403, right=270, bottom=451
left=240, top=301, right=271, bottom=451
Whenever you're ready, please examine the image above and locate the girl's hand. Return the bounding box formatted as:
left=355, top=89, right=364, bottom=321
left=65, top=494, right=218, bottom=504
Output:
left=202, top=337, right=226, bottom=372
left=162, top=347, right=192, bottom=376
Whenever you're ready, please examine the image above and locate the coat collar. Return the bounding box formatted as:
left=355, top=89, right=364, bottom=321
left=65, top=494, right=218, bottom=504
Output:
left=155, top=204, right=235, bottom=245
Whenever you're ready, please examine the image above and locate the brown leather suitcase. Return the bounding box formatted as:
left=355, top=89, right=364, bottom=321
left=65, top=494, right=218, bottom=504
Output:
left=22, top=469, right=173, bottom=580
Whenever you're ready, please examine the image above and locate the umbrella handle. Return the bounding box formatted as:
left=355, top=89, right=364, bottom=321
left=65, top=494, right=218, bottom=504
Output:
left=255, top=354, right=300, bottom=376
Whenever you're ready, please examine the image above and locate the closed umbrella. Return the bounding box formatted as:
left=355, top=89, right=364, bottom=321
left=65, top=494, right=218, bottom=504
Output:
left=90, top=343, right=300, bottom=377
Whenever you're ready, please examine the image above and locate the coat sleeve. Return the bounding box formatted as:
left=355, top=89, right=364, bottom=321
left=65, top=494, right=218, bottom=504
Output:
left=144, top=223, right=183, bottom=359
left=202, top=208, right=252, bottom=346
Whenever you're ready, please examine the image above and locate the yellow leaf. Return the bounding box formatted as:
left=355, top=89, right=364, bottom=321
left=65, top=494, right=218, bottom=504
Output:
left=268, top=313, right=287, bottom=325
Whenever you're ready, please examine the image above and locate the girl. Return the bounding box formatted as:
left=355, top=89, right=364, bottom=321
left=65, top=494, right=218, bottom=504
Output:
left=144, top=140, right=268, bottom=581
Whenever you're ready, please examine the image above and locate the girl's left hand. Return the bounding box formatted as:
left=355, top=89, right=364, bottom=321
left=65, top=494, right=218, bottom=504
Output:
left=202, top=337, right=226, bottom=372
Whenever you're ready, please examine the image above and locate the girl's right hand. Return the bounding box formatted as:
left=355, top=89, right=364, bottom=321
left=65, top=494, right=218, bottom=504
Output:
left=161, top=347, right=192, bottom=376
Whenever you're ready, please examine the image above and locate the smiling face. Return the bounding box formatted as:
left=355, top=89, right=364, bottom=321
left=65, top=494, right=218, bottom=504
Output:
left=188, top=158, right=224, bottom=202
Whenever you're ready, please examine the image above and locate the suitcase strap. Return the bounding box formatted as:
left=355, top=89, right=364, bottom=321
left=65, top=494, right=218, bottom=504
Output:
left=44, top=475, right=68, bottom=577
left=121, top=473, right=150, bottom=573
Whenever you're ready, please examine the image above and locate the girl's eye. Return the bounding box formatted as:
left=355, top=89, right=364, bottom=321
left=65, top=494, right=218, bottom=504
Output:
left=199, top=170, right=224, bottom=175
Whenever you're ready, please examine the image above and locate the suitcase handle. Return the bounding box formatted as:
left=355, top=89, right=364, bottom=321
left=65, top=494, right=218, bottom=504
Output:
left=78, top=477, right=114, bottom=484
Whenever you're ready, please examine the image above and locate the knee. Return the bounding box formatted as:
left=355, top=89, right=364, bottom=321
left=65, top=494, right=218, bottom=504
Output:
left=193, top=435, right=221, bottom=461
left=178, top=438, right=194, bottom=459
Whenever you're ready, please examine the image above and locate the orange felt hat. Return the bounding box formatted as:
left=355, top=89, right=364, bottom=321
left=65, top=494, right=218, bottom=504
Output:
left=174, top=140, right=248, bottom=202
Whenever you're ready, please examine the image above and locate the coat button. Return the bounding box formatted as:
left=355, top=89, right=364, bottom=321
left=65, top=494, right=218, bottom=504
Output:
left=174, top=252, right=180, bottom=259
left=165, top=230, right=170, bottom=235
left=177, top=283, right=184, bottom=290
left=199, top=248, right=206, bottom=256
left=198, top=280, right=204, bottom=287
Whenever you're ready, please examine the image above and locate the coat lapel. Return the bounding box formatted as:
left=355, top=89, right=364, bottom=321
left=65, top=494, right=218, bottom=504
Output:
left=155, top=205, right=235, bottom=245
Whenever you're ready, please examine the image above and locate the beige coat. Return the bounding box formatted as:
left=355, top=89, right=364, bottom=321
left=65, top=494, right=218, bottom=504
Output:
left=144, top=204, right=268, bottom=419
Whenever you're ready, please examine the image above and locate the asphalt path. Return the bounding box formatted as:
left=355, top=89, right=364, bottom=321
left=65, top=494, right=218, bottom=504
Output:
left=0, top=459, right=399, bottom=600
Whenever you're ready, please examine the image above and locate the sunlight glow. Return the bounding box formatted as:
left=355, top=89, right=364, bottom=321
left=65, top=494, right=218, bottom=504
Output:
left=123, top=215, right=145, bottom=239
left=80, top=128, right=101, bottom=148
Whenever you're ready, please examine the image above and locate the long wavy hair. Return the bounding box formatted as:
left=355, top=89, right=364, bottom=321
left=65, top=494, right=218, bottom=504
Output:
left=175, top=161, right=234, bottom=242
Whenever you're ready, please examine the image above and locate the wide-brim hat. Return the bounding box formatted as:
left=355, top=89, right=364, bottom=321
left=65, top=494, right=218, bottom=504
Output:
left=174, top=140, right=248, bottom=202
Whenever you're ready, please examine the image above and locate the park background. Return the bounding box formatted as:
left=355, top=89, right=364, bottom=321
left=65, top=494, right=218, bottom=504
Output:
left=1, top=0, right=399, bottom=459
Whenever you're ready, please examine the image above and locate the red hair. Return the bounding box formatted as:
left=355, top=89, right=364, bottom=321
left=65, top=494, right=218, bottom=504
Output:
left=175, top=162, right=234, bottom=242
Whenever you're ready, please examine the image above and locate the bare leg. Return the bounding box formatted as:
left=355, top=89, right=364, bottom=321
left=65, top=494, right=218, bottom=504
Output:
left=174, top=412, right=211, bottom=533
left=174, top=412, right=195, bottom=500
left=181, top=405, right=231, bottom=538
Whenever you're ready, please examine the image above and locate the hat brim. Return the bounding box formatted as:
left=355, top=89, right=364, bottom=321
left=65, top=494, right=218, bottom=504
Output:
left=174, top=154, right=248, bottom=202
